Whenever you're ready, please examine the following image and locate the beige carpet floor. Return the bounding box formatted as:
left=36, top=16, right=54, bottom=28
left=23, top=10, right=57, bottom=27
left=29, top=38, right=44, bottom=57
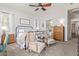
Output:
left=6, top=38, right=77, bottom=56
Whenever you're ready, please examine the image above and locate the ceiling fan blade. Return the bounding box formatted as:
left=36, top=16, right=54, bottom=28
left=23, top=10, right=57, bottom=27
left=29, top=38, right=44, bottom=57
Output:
left=41, top=7, right=46, bottom=11
left=42, top=3, right=52, bottom=7
left=29, top=5, right=39, bottom=7
left=35, top=8, right=39, bottom=11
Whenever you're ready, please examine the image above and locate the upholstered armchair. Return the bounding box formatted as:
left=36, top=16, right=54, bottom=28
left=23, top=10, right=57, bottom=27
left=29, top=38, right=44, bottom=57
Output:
left=28, top=32, right=45, bottom=53
left=29, top=42, right=45, bottom=53
left=46, top=38, right=56, bottom=46
left=45, top=31, right=56, bottom=46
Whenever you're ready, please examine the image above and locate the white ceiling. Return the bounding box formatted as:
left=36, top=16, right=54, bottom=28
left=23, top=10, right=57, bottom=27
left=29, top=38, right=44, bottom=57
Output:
left=0, top=3, right=79, bottom=15
left=0, top=3, right=35, bottom=14
left=0, top=3, right=67, bottom=12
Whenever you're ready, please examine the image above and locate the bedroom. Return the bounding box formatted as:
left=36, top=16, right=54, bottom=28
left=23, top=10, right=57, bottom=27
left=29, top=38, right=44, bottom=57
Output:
left=0, top=3, right=78, bottom=56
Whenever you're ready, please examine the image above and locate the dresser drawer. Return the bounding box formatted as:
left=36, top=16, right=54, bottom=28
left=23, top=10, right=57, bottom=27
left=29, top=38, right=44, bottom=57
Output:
left=54, top=30, right=61, bottom=32
left=54, top=35, right=63, bottom=41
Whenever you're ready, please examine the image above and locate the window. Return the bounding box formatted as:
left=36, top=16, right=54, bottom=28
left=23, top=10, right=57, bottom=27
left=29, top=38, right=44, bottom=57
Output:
left=1, top=13, right=9, bottom=32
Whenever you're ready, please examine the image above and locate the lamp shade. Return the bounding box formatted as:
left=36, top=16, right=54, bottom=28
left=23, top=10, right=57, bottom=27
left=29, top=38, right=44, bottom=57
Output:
left=1, top=26, right=8, bottom=32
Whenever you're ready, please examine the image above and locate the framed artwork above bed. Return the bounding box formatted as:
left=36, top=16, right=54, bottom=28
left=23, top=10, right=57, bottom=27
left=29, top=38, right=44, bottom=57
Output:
left=20, top=18, right=30, bottom=25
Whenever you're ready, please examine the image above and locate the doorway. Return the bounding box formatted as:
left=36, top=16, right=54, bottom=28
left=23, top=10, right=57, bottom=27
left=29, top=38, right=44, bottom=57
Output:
left=68, top=9, right=79, bottom=39
left=71, top=21, right=79, bottom=38
left=68, top=8, right=79, bottom=56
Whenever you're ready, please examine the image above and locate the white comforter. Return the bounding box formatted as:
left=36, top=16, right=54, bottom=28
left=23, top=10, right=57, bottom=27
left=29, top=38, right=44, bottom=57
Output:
left=16, top=33, right=28, bottom=49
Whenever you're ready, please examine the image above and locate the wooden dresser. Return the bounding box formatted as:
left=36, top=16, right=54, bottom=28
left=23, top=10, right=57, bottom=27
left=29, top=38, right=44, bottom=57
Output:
left=9, top=34, right=15, bottom=44
left=1, top=34, right=15, bottom=44
left=53, top=26, right=64, bottom=41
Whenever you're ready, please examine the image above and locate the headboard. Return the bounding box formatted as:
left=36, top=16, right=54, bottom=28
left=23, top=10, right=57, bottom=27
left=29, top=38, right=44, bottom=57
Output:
left=16, top=26, right=33, bottom=37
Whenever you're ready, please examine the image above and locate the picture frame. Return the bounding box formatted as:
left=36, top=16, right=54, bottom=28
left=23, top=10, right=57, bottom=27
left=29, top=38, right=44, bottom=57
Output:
left=20, top=18, right=30, bottom=25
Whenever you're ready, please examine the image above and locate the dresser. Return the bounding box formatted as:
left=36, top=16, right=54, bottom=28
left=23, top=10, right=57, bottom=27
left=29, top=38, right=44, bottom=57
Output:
left=9, top=34, right=15, bottom=44
left=53, top=26, right=64, bottom=41
left=1, top=34, right=15, bottom=44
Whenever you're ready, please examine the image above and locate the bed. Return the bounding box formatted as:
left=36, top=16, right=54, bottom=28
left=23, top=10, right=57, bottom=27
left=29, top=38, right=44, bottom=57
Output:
left=16, top=26, right=33, bottom=49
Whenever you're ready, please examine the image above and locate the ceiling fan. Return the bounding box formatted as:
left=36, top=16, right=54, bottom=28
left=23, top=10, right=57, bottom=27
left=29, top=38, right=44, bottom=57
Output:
left=29, top=3, right=52, bottom=11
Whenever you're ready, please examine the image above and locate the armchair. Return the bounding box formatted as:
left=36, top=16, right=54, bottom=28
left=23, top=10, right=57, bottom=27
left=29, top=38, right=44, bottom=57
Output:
left=44, top=31, right=56, bottom=46
left=29, top=42, right=45, bottom=53
left=28, top=32, right=45, bottom=53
